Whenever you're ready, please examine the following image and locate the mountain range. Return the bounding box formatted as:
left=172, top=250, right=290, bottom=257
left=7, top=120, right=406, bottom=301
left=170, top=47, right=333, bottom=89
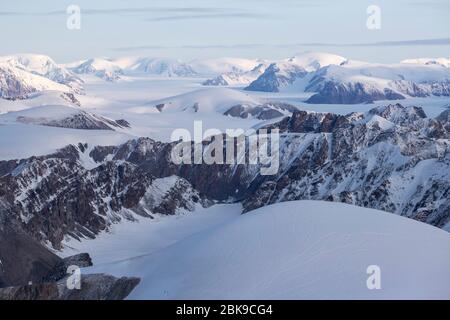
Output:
left=1, top=53, right=449, bottom=105
left=0, top=52, right=449, bottom=299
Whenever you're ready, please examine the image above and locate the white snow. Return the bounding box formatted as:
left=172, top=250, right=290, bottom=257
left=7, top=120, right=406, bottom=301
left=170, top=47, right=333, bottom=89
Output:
left=401, top=58, right=450, bottom=68
left=287, top=52, right=347, bottom=72
left=190, top=57, right=264, bottom=75
left=150, top=87, right=260, bottom=114
left=323, top=60, right=450, bottom=84
left=0, top=64, right=72, bottom=93
left=66, top=200, right=450, bottom=299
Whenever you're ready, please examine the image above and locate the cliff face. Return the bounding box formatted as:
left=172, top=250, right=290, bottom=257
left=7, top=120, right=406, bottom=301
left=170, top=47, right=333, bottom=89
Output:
left=0, top=224, right=61, bottom=288
left=0, top=225, right=139, bottom=300
left=0, top=104, right=449, bottom=252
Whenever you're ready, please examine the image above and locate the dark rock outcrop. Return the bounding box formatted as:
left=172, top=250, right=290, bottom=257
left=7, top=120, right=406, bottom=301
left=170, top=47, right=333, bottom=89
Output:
left=245, top=63, right=307, bottom=92
left=0, top=274, right=140, bottom=300
left=0, top=104, right=449, bottom=252
left=224, top=102, right=297, bottom=120
left=0, top=224, right=61, bottom=288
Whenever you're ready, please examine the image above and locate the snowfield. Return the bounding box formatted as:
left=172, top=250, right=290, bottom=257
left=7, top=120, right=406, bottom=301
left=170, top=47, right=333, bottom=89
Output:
left=65, top=201, right=450, bottom=300
left=150, top=87, right=260, bottom=114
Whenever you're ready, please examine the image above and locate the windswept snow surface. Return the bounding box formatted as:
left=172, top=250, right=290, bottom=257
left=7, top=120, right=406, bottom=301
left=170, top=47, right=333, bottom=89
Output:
left=401, top=58, right=450, bottom=68
left=150, top=87, right=260, bottom=114
left=190, top=57, right=263, bottom=75
left=66, top=201, right=450, bottom=299
left=287, top=52, right=347, bottom=72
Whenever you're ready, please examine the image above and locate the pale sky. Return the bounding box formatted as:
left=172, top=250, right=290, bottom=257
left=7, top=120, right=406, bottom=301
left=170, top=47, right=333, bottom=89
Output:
left=1, top=0, right=449, bottom=63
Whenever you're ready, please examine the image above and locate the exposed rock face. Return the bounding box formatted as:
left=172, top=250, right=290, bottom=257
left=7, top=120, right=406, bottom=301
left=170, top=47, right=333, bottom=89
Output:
left=245, top=63, right=307, bottom=92
left=0, top=228, right=140, bottom=300
left=0, top=104, right=449, bottom=252
left=15, top=110, right=130, bottom=131
left=0, top=54, right=84, bottom=94
left=60, top=92, right=81, bottom=106
left=0, top=65, right=40, bottom=99
left=0, top=141, right=211, bottom=248
left=0, top=274, right=140, bottom=300
left=0, top=223, right=61, bottom=288
left=305, top=80, right=406, bottom=104
left=203, top=63, right=267, bottom=86
left=223, top=102, right=297, bottom=120
left=44, top=253, right=94, bottom=283
left=305, top=74, right=450, bottom=104
left=243, top=104, right=450, bottom=229
left=134, top=176, right=212, bottom=216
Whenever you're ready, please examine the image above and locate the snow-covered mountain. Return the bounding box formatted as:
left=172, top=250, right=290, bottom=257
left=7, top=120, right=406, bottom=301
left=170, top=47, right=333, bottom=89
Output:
left=1, top=103, right=449, bottom=250
left=82, top=200, right=450, bottom=299
left=0, top=54, right=83, bottom=93
left=0, top=64, right=73, bottom=100
left=149, top=87, right=297, bottom=119
left=70, top=57, right=198, bottom=80
left=69, top=56, right=265, bottom=81
left=203, top=63, right=269, bottom=86
left=245, top=52, right=347, bottom=92
left=134, top=58, right=197, bottom=77
left=0, top=105, right=130, bottom=131
left=190, top=57, right=263, bottom=76
left=242, top=53, right=450, bottom=104
left=401, top=57, right=450, bottom=68
left=72, top=58, right=124, bottom=82
left=305, top=60, right=450, bottom=104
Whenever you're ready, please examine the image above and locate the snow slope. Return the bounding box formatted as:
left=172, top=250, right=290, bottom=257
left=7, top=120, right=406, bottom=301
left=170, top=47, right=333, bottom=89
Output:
left=287, top=52, right=347, bottom=72
left=0, top=54, right=83, bottom=92
left=401, top=58, right=450, bottom=68
left=72, top=58, right=124, bottom=81
left=190, top=57, right=263, bottom=75
left=150, top=87, right=260, bottom=114
left=0, top=64, right=73, bottom=99
left=304, top=60, right=450, bottom=104
left=203, top=63, right=269, bottom=86
left=0, top=105, right=129, bottom=130
left=77, top=200, right=450, bottom=299
left=245, top=52, right=347, bottom=92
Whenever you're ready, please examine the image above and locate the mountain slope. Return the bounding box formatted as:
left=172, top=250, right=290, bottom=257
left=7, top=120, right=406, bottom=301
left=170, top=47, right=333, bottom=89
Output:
left=190, top=57, right=263, bottom=75
left=71, top=57, right=198, bottom=80
left=150, top=87, right=297, bottom=119
left=85, top=200, right=450, bottom=299
left=401, top=58, right=450, bottom=68
left=245, top=52, right=347, bottom=92
left=72, top=58, right=124, bottom=82
left=203, top=63, right=269, bottom=86
left=0, top=54, right=83, bottom=93
left=0, top=64, right=73, bottom=100
left=305, top=60, right=450, bottom=104
left=0, top=105, right=130, bottom=130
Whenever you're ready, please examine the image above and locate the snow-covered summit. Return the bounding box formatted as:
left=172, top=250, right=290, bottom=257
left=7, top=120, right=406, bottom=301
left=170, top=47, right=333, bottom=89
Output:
left=401, top=57, right=450, bottom=68
left=305, top=60, right=450, bottom=104
left=149, top=87, right=297, bottom=119
left=0, top=64, right=73, bottom=100
left=245, top=52, right=347, bottom=92
left=0, top=105, right=129, bottom=131
left=0, top=54, right=83, bottom=93
left=203, top=63, right=269, bottom=86
left=150, top=87, right=260, bottom=114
